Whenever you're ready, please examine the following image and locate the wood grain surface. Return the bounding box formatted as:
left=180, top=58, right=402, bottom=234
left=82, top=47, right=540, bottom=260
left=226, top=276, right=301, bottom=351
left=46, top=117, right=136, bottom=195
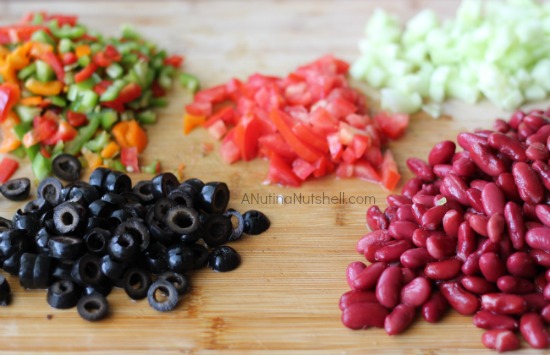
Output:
left=0, top=1, right=548, bottom=353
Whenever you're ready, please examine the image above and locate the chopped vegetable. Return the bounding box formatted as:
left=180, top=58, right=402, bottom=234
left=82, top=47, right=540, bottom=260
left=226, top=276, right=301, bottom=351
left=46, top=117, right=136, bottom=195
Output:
left=352, top=0, right=550, bottom=114
left=0, top=12, right=200, bottom=179
left=185, top=55, right=408, bottom=188
left=0, top=156, right=19, bottom=183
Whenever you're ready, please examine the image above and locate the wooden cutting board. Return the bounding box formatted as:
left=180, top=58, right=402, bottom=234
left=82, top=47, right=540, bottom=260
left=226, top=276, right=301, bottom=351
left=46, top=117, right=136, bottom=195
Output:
left=0, top=1, right=547, bottom=353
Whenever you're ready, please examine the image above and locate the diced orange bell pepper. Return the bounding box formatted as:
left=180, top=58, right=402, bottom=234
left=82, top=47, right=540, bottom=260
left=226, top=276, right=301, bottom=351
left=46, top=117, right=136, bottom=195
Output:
left=75, top=44, right=91, bottom=58
left=19, top=96, right=43, bottom=106
left=25, top=78, right=63, bottom=96
left=183, top=113, right=205, bottom=135
left=111, top=120, right=148, bottom=153
left=100, top=141, right=120, bottom=159
left=0, top=113, right=21, bottom=153
left=82, top=148, right=103, bottom=170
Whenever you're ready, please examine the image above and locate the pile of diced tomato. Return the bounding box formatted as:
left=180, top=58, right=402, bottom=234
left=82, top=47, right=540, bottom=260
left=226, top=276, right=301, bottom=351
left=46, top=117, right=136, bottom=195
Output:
left=184, top=55, right=408, bottom=189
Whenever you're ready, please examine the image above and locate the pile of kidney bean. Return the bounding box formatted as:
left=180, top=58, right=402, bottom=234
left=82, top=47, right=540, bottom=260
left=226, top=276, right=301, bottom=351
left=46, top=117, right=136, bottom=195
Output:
left=341, top=109, right=550, bottom=352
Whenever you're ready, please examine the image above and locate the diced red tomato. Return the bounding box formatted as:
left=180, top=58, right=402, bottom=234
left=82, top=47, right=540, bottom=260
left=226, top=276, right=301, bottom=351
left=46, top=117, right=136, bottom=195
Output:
left=33, top=115, right=58, bottom=142
left=266, top=153, right=301, bottom=187
left=164, top=55, right=184, bottom=68
left=351, top=134, right=371, bottom=159
left=207, top=120, right=227, bottom=140
left=258, top=133, right=297, bottom=160
left=233, top=114, right=261, bottom=161
left=336, top=162, right=354, bottom=179
left=121, top=147, right=140, bottom=173
left=203, top=106, right=235, bottom=128
left=220, top=138, right=241, bottom=164
left=354, top=159, right=381, bottom=183
left=194, top=85, right=227, bottom=104
left=292, top=158, right=316, bottom=180
left=61, top=52, right=78, bottom=65
left=67, top=110, right=88, bottom=127
left=375, top=112, right=410, bottom=140
left=380, top=150, right=401, bottom=191
left=151, top=81, right=166, bottom=98
left=185, top=101, right=212, bottom=117
left=327, top=133, right=343, bottom=161
left=0, top=157, right=19, bottom=183
left=291, top=123, right=329, bottom=154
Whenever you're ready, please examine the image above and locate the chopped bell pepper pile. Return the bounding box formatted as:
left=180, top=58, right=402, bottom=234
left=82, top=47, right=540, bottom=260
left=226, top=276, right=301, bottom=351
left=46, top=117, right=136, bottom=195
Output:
left=0, top=12, right=199, bottom=180
left=184, top=55, right=408, bottom=189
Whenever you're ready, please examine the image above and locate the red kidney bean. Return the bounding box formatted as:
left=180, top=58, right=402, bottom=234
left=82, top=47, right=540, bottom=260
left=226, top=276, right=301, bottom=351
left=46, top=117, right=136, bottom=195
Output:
left=524, top=293, right=546, bottom=312
left=353, top=262, right=387, bottom=291
left=526, top=227, right=550, bottom=252
left=530, top=249, right=550, bottom=268
left=481, top=330, right=520, bottom=352
left=478, top=252, right=506, bottom=282
left=496, top=172, right=522, bottom=202
left=513, top=162, right=544, bottom=204
left=429, top=140, right=456, bottom=166
left=494, top=118, right=510, bottom=133
left=442, top=210, right=462, bottom=238
left=487, top=213, right=505, bottom=243
left=346, top=261, right=366, bottom=290
left=544, top=283, right=550, bottom=301
left=524, top=113, right=547, bottom=130
left=384, top=304, right=415, bottom=335
left=356, top=230, right=391, bottom=254
left=387, top=194, right=412, bottom=208
left=411, top=204, right=427, bottom=224
left=452, top=156, right=477, bottom=177
left=497, top=275, right=535, bottom=294
left=461, top=276, right=497, bottom=295
left=536, top=204, right=550, bottom=227
left=541, top=304, right=550, bottom=324
left=488, top=132, right=527, bottom=162
left=396, top=205, right=416, bottom=223
left=412, top=228, right=430, bottom=248
left=401, top=177, right=423, bottom=198
left=375, top=240, right=413, bottom=262
left=364, top=244, right=387, bottom=263
left=531, top=160, right=550, bottom=191
left=422, top=291, right=448, bottom=323
left=526, top=142, right=549, bottom=161
left=481, top=183, right=505, bottom=216
left=426, top=234, right=457, bottom=260
left=339, top=290, right=377, bottom=310
left=384, top=206, right=398, bottom=223
left=504, top=202, right=527, bottom=250
left=421, top=205, right=449, bottom=230
left=535, top=274, right=548, bottom=294
left=401, top=268, right=415, bottom=284
left=509, top=110, right=525, bottom=130
left=400, top=248, right=434, bottom=269
left=481, top=293, right=527, bottom=315
left=518, top=122, right=537, bottom=140
left=341, top=302, right=389, bottom=329
left=457, top=222, right=476, bottom=261
left=470, top=179, right=489, bottom=191
left=412, top=194, right=435, bottom=207
left=388, top=221, right=418, bottom=241
left=469, top=143, right=507, bottom=177
left=462, top=253, right=481, bottom=276
left=441, top=174, right=469, bottom=206
left=407, top=158, right=434, bottom=182
left=506, top=251, right=537, bottom=278
left=376, top=266, right=403, bottom=309
left=366, top=205, right=389, bottom=231
left=457, top=132, right=488, bottom=151
left=424, top=259, right=462, bottom=280
left=527, top=125, right=550, bottom=145
left=433, top=164, right=453, bottom=178
left=466, top=188, right=484, bottom=213
left=469, top=214, right=489, bottom=237
left=498, top=238, right=514, bottom=261
left=473, top=310, right=519, bottom=331
left=519, top=313, right=549, bottom=349
left=440, top=282, right=480, bottom=315
left=401, top=277, right=431, bottom=307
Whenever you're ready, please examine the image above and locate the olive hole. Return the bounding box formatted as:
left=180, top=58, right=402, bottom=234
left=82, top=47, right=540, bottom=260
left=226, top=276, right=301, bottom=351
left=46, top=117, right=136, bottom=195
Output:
left=214, top=189, right=228, bottom=210
left=153, top=287, right=170, bottom=303
left=59, top=284, right=67, bottom=292
left=117, top=236, right=131, bottom=247
left=166, top=276, right=182, bottom=288
left=61, top=212, right=74, bottom=226
left=87, top=234, right=105, bottom=251
left=129, top=274, right=143, bottom=290
left=173, top=213, right=192, bottom=228
left=84, top=300, right=101, bottom=313
left=210, top=222, right=226, bottom=238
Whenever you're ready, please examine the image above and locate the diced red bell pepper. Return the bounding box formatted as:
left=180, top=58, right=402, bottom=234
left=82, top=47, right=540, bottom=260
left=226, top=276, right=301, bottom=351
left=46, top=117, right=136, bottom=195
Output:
left=43, top=121, right=77, bottom=145
left=121, top=147, right=140, bottom=173
left=33, top=115, right=58, bottom=143
left=164, top=55, right=184, bottom=68
left=117, top=82, right=142, bottom=104
left=41, top=51, right=65, bottom=83
left=104, top=45, right=121, bottom=62
left=0, top=83, right=20, bottom=122
left=0, top=157, right=19, bottom=183
left=93, top=51, right=112, bottom=67
left=94, top=80, right=112, bottom=96
left=0, top=25, right=43, bottom=44
left=151, top=81, right=166, bottom=98
left=74, top=62, right=97, bottom=83
left=67, top=110, right=88, bottom=127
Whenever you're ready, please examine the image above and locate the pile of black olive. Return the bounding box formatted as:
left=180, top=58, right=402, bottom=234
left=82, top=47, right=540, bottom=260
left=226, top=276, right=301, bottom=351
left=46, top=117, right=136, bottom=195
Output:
left=0, top=168, right=270, bottom=321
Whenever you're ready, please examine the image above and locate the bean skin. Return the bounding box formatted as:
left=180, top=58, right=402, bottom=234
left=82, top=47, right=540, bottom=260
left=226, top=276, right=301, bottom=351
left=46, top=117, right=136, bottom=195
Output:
left=512, top=162, right=544, bottom=204
left=422, top=291, right=448, bottom=323
left=375, top=266, right=403, bottom=309
left=342, top=302, right=389, bottom=329
left=440, top=282, right=480, bottom=315
left=519, top=313, right=549, bottom=349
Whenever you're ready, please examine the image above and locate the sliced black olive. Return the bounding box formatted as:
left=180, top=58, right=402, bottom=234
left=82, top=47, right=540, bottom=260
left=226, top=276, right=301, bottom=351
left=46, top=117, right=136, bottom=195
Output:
left=83, top=282, right=113, bottom=297
left=125, top=201, right=147, bottom=219
left=147, top=279, right=179, bottom=312
left=19, top=252, right=37, bottom=289
left=48, top=236, right=85, bottom=259
left=0, top=229, right=31, bottom=258
left=224, top=209, right=245, bottom=241
left=84, top=228, right=110, bottom=254
left=0, top=216, right=12, bottom=231
left=202, top=214, right=232, bottom=247
left=243, top=210, right=271, bottom=235
left=167, top=188, right=194, bottom=208
left=53, top=202, right=85, bottom=235
left=89, top=167, right=110, bottom=190
left=151, top=173, right=179, bottom=199
left=37, top=177, right=63, bottom=206
left=110, top=208, right=133, bottom=224
left=154, top=198, right=177, bottom=221
left=159, top=271, right=189, bottom=295
left=208, top=246, right=241, bottom=272
left=52, top=153, right=82, bottom=182
left=164, top=206, right=199, bottom=235
left=101, top=192, right=126, bottom=206
left=99, top=254, right=127, bottom=282
left=180, top=227, right=202, bottom=244
left=33, top=254, right=51, bottom=289
left=200, top=182, right=229, bottom=214
left=108, top=233, right=139, bottom=262
left=35, top=227, right=52, bottom=254
left=50, top=259, right=74, bottom=281
left=2, top=250, right=24, bottom=275
left=1, top=178, right=31, bottom=201
left=71, top=253, right=104, bottom=287
left=132, top=180, right=155, bottom=204
left=87, top=217, right=109, bottom=230
left=180, top=178, right=205, bottom=194
left=115, top=219, right=150, bottom=251
left=65, top=182, right=100, bottom=204
left=191, top=243, right=209, bottom=270
left=0, top=274, right=11, bottom=306
left=23, top=198, right=51, bottom=217
left=88, top=199, right=113, bottom=218
left=103, top=171, right=131, bottom=194
left=12, top=212, right=40, bottom=234
left=148, top=219, right=176, bottom=245
left=143, top=242, right=168, bottom=274
left=77, top=293, right=109, bottom=321
left=166, top=244, right=194, bottom=273
left=120, top=191, right=142, bottom=204
left=47, top=280, right=80, bottom=309
left=123, top=267, right=152, bottom=300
